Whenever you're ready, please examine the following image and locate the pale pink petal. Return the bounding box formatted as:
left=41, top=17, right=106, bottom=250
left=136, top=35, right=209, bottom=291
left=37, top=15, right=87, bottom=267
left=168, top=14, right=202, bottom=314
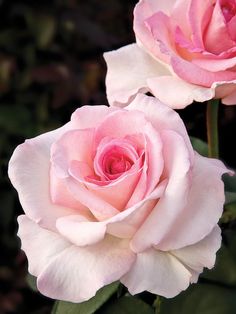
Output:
left=155, top=153, right=228, bottom=251
left=104, top=43, right=170, bottom=107
left=145, top=11, right=176, bottom=60
left=56, top=215, right=106, bottom=246
left=188, top=0, right=215, bottom=49
left=222, top=89, right=236, bottom=104
left=49, top=172, right=89, bottom=217
left=17, top=215, right=70, bottom=277
left=95, top=109, right=148, bottom=144
left=70, top=105, right=118, bottom=129
left=66, top=177, right=119, bottom=221
left=193, top=56, right=236, bottom=72
left=134, top=0, right=174, bottom=63
left=171, top=55, right=236, bottom=87
left=147, top=76, right=214, bottom=108
left=50, top=128, right=95, bottom=178
left=204, top=0, right=235, bottom=54
left=8, top=130, right=79, bottom=231
left=131, top=130, right=191, bottom=253
left=37, top=236, right=136, bottom=303
left=171, top=226, right=221, bottom=282
left=121, top=248, right=191, bottom=298
left=213, top=80, right=236, bottom=103
left=126, top=94, right=193, bottom=158
left=107, top=180, right=167, bottom=238
left=87, top=170, right=142, bottom=211
left=170, top=0, right=192, bottom=39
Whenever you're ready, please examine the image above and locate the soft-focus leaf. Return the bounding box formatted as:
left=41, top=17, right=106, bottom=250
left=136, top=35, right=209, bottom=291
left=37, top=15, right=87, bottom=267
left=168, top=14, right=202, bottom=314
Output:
left=160, top=284, right=236, bottom=314
left=27, top=274, right=38, bottom=292
left=190, top=137, right=208, bottom=156
left=0, top=104, right=33, bottom=136
left=52, top=282, right=119, bottom=314
left=202, top=242, right=236, bottom=286
left=225, top=192, right=236, bottom=205
left=221, top=203, right=236, bottom=224
left=97, top=296, right=154, bottom=314
left=223, top=173, right=236, bottom=192
left=0, top=191, right=14, bottom=230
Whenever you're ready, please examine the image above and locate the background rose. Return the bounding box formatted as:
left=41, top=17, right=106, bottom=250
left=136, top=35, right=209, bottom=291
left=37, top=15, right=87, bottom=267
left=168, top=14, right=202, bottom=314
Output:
left=9, top=94, right=227, bottom=302
left=105, top=0, right=236, bottom=108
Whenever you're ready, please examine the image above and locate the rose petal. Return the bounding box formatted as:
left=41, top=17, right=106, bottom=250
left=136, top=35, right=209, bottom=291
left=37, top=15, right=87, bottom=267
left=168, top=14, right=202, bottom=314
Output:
left=131, top=130, right=191, bottom=253
left=8, top=128, right=79, bottom=231
left=126, top=94, right=193, bottom=158
left=66, top=177, right=120, bottom=221
left=171, top=226, right=221, bottom=282
left=171, top=54, right=236, bottom=87
left=156, top=153, right=228, bottom=251
left=37, top=235, right=136, bottom=302
left=188, top=0, right=215, bottom=49
left=50, top=128, right=95, bottom=178
left=70, top=105, right=118, bottom=129
left=147, top=75, right=214, bottom=108
left=107, top=180, right=167, bottom=238
left=104, top=43, right=170, bottom=106
left=121, top=248, right=191, bottom=298
left=56, top=215, right=107, bottom=246
left=204, top=0, right=235, bottom=54
left=134, top=0, right=175, bottom=63
left=17, top=215, right=70, bottom=277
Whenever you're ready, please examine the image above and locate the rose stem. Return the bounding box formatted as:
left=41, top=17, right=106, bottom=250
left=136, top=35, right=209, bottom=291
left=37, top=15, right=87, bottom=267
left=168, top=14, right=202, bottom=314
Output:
left=206, top=99, right=219, bottom=158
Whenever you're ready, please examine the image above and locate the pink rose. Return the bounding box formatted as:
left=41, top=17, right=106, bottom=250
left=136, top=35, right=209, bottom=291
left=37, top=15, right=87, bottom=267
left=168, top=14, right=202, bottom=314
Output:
left=9, top=94, right=227, bottom=302
left=105, top=0, right=236, bottom=108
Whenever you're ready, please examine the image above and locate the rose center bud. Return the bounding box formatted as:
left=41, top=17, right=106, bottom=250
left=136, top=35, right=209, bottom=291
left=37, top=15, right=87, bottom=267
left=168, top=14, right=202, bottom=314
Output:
left=106, top=155, right=133, bottom=175
left=221, top=0, right=236, bottom=22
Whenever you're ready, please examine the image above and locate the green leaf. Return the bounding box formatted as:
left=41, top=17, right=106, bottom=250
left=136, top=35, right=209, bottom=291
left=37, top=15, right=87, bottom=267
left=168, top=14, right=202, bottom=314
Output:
left=190, top=137, right=208, bottom=156
left=27, top=274, right=38, bottom=292
left=160, top=284, right=236, bottom=314
left=221, top=203, right=236, bottom=224
left=223, top=173, right=236, bottom=192
left=97, top=296, right=154, bottom=314
left=52, top=282, right=119, bottom=314
left=202, top=243, right=236, bottom=286
left=225, top=192, right=236, bottom=205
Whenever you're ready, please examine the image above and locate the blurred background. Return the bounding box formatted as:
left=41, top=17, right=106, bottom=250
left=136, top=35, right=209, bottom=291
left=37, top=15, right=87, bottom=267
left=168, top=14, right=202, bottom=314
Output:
left=0, top=0, right=236, bottom=313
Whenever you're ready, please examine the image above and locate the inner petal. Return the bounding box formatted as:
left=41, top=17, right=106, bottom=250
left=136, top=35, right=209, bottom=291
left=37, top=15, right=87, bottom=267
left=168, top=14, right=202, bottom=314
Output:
left=94, top=137, right=140, bottom=181
left=220, top=0, right=236, bottom=22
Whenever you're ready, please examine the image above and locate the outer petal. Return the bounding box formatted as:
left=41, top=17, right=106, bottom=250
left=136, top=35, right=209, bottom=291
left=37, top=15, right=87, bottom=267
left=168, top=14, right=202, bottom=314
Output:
left=37, top=236, right=136, bottom=303
left=121, top=248, right=191, bottom=298
left=171, top=55, right=236, bottom=87
left=171, top=226, right=221, bottom=282
left=18, top=215, right=136, bottom=303
left=56, top=215, right=107, bottom=246
left=104, top=43, right=170, bottom=107
left=17, top=215, right=70, bottom=277
left=8, top=126, right=79, bottom=231
left=156, top=153, right=228, bottom=251
left=213, top=80, right=236, bottom=104
left=126, top=94, right=193, bottom=159
left=134, top=0, right=175, bottom=63
left=70, top=105, right=118, bottom=129
left=147, top=76, right=215, bottom=108
left=131, top=130, right=191, bottom=253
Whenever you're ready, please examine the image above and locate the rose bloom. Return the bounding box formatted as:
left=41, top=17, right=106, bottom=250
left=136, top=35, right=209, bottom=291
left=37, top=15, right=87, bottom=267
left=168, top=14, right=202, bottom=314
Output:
left=9, top=94, right=227, bottom=302
left=105, top=0, right=236, bottom=108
